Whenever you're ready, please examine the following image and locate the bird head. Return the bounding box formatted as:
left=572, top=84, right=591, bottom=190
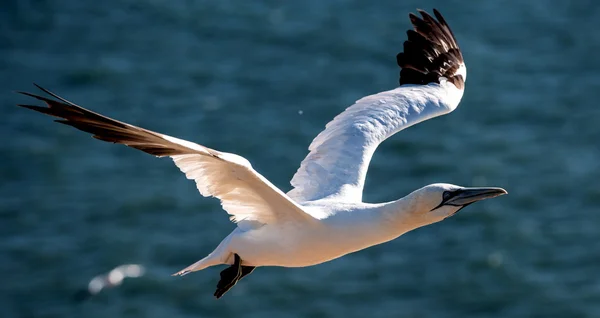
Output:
left=406, top=183, right=507, bottom=224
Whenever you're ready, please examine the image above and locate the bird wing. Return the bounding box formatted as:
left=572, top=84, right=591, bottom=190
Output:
left=288, top=9, right=466, bottom=203
left=18, top=85, right=318, bottom=230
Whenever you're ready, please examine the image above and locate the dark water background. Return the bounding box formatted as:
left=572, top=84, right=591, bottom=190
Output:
left=2, top=1, right=600, bottom=317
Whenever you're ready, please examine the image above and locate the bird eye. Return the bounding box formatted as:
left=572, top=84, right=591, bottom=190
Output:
left=442, top=191, right=453, bottom=201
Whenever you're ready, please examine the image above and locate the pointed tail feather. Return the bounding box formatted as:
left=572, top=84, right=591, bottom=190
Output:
left=172, top=255, right=222, bottom=276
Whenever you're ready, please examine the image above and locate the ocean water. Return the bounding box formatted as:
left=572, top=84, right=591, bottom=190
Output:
left=2, top=1, right=600, bottom=317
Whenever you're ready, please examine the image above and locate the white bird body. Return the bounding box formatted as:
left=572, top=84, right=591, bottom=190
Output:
left=210, top=202, right=400, bottom=268
left=171, top=79, right=464, bottom=271
left=19, top=9, right=506, bottom=299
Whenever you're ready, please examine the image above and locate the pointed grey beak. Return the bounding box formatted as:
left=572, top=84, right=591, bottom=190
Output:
left=443, top=187, right=508, bottom=206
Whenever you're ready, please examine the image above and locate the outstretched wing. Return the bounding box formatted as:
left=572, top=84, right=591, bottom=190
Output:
left=288, top=9, right=466, bottom=203
left=18, top=85, right=318, bottom=229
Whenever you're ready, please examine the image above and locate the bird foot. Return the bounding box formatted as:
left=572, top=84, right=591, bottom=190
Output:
left=214, top=254, right=243, bottom=299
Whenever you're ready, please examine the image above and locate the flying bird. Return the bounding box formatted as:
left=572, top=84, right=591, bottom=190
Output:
left=72, top=264, right=145, bottom=302
left=18, top=9, right=506, bottom=299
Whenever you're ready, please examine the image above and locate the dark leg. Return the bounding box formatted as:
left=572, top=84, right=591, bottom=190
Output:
left=239, top=265, right=255, bottom=281
left=214, top=254, right=243, bottom=299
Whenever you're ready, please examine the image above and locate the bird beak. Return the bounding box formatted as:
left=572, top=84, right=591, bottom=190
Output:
left=444, top=187, right=508, bottom=206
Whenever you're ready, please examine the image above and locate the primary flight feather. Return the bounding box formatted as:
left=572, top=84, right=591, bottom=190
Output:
left=18, top=9, right=506, bottom=299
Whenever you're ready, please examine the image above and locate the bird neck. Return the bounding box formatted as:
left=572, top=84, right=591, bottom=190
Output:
left=376, top=196, right=429, bottom=236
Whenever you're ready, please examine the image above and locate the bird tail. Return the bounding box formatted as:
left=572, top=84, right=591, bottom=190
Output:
left=172, top=232, right=235, bottom=276
left=172, top=255, right=221, bottom=276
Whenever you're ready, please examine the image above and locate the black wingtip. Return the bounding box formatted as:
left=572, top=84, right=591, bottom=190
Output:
left=17, top=104, right=44, bottom=111
left=32, top=83, right=78, bottom=105
left=16, top=90, right=41, bottom=99
left=33, top=83, right=50, bottom=94
left=32, top=83, right=54, bottom=97
left=397, top=9, right=465, bottom=90
left=16, top=84, right=57, bottom=104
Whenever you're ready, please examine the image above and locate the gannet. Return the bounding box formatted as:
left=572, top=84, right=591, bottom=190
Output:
left=18, top=9, right=507, bottom=299
left=73, top=264, right=145, bottom=302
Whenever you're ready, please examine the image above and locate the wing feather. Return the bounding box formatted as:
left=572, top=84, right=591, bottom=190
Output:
left=287, top=9, right=466, bottom=203
left=18, top=84, right=317, bottom=229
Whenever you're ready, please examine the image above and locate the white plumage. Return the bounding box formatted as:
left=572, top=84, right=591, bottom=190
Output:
left=288, top=82, right=464, bottom=203
left=171, top=152, right=318, bottom=230
left=19, top=9, right=506, bottom=299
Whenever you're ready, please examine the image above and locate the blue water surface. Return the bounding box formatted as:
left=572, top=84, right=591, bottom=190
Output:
left=2, top=1, right=600, bottom=317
